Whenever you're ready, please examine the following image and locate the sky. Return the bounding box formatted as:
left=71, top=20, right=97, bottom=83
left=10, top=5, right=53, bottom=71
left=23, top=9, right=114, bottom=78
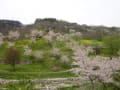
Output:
left=0, top=0, right=120, bottom=26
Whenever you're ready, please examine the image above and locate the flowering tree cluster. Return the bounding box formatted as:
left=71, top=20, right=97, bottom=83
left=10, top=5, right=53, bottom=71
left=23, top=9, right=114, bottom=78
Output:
left=4, top=47, right=20, bottom=71
left=50, top=47, right=71, bottom=64
left=71, top=46, right=120, bottom=89
left=23, top=45, right=32, bottom=56
left=7, top=31, right=20, bottom=40
left=50, top=48, right=61, bottom=56
left=23, top=45, right=44, bottom=59
left=30, top=30, right=44, bottom=43
left=43, top=30, right=82, bottom=42
left=32, top=50, right=43, bottom=59
left=43, top=31, right=62, bottom=43
left=60, top=55, right=69, bottom=63
left=0, top=30, right=89, bottom=73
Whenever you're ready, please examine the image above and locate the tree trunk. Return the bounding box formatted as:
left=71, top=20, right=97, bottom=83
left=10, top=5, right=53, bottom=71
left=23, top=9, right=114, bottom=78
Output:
left=89, top=76, right=95, bottom=90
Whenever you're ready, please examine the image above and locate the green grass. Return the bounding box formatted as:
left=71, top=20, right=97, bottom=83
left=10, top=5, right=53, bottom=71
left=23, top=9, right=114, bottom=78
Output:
left=0, top=64, right=72, bottom=72
left=0, top=64, right=76, bottom=79
left=0, top=43, right=8, bottom=58
left=0, top=71, right=76, bottom=79
left=29, top=39, right=51, bottom=51
left=0, top=80, right=35, bottom=90
left=0, top=81, right=119, bottom=90
left=0, top=38, right=74, bottom=80
left=0, top=64, right=50, bottom=72
left=80, top=39, right=103, bottom=46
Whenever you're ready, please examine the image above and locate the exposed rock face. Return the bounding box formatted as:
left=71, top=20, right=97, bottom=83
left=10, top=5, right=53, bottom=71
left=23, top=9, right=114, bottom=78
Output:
left=35, top=18, right=57, bottom=23
left=0, top=18, right=120, bottom=39
left=34, top=18, right=83, bottom=32
left=0, top=20, right=23, bottom=35
left=0, top=20, right=22, bottom=28
left=33, top=18, right=120, bottom=39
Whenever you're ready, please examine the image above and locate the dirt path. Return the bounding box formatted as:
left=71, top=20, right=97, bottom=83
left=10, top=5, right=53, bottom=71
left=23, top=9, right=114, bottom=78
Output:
left=0, top=77, right=89, bottom=89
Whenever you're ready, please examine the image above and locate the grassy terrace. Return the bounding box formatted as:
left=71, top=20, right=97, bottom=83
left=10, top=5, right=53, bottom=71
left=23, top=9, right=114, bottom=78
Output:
left=0, top=64, right=76, bottom=79
left=0, top=38, right=77, bottom=80
left=0, top=32, right=119, bottom=90
left=59, top=83, right=119, bottom=90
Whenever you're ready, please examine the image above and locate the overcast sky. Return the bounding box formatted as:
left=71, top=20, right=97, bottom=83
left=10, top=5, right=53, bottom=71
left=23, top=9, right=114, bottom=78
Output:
left=0, top=0, right=120, bottom=26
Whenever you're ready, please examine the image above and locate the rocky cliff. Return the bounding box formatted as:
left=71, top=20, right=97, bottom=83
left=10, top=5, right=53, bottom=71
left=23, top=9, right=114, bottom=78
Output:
left=0, top=18, right=120, bottom=39
left=0, top=20, right=23, bottom=35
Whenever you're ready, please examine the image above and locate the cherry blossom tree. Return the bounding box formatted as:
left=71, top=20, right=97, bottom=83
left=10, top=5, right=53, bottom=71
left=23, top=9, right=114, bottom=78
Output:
left=7, top=31, right=20, bottom=40
left=32, top=50, right=43, bottom=59
left=30, top=30, right=43, bottom=41
left=23, top=45, right=32, bottom=56
left=60, top=55, right=69, bottom=63
left=7, top=42, right=15, bottom=47
left=71, top=47, right=120, bottom=90
left=50, top=48, right=61, bottom=57
left=4, top=47, right=20, bottom=71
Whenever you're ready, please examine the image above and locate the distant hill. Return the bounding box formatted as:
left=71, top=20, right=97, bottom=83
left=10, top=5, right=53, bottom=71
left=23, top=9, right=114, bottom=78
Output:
left=0, top=18, right=120, bottom=39
left=0, top=20, right=23, bottom=35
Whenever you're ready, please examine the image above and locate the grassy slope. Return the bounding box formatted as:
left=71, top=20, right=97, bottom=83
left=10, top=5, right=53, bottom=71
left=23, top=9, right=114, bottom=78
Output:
left=0, top=38, right=75, bottom=79
left=0, top=38, right=119, bottom=90
left=0, top=64, right=76, bottom=79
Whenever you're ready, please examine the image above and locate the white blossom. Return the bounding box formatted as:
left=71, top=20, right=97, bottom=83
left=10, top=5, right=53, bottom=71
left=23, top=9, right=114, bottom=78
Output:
left=69, top=29, right=75, bottom=33
left=33, top=50, right=43, bottom=59
left=51, top=48, right=61, bottom=56
left=117, top=50, right=120, bottom=56
left=7, top=31, right=20, bottom=40
left=43, top=31, right=56, bottom=42
left=7, top=42, right=15, bottom=47
left=56, top=34, right=64, bottom=41
left=23, top=45, right=32, bottom=56
left=0, top=33, right=4, bottom=39
left=43, top=35, right=52, bottom=42
left=71, top=47, right=120, bottom=84
left=48, top=31, right=56, bottom=37
left=86, top=46, right=94, bottom=54
left=69, top=32, right=82, bottom=38
left=60, top=55, right=69, bottom=63
left=30, top=30, right=43, bottom=43
left=63, top=34, right=71, bottom=41
left=74, top=32, right=82, bottom=37
left=31, top=30, right=43, bottom=38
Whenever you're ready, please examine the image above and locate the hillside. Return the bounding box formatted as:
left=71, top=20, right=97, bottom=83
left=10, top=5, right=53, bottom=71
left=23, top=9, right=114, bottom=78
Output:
left=0, top=19, right=120, bottom=89
left=0, top=18, right=120, bottom=39
left=0, top=20, right=23, bottom=35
